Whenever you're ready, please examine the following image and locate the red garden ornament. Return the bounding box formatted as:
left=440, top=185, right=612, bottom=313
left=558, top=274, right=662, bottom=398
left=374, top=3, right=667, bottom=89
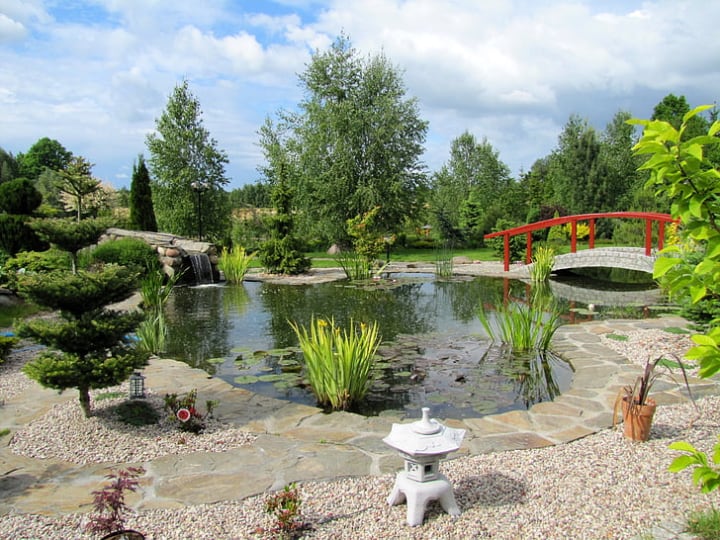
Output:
left=176, top=408, right=191, bottom=423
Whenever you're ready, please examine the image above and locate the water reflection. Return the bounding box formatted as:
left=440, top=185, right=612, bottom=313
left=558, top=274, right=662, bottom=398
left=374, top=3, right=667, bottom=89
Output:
left=161, top=275, right=661, bottom=419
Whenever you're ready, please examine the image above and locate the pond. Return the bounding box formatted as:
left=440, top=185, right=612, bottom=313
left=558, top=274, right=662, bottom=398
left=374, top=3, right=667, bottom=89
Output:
left=162, top=274, right=665, bottom=419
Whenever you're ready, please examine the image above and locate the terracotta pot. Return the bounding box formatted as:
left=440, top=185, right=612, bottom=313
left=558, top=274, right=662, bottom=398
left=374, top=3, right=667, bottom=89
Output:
left=621, top=396, right=657, bottom=441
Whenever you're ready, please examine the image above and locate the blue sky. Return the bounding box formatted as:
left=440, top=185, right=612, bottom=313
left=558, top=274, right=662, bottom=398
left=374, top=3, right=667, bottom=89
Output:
left=1, top=0, right=718, bottom=190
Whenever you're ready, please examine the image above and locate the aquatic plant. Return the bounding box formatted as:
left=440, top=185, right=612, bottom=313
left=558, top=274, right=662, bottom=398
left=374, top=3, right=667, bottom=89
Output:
left=529, top=246, right=555, bottom=282
left=289, top=317, right=380, bottom=411
left=218, top=246, right=255, bottom=284
left=478, top=301, right=561, bottom=353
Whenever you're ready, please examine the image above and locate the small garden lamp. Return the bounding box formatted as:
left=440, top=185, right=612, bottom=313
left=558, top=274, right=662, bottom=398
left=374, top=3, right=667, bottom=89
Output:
left=128, top=371, right=146, bottom=399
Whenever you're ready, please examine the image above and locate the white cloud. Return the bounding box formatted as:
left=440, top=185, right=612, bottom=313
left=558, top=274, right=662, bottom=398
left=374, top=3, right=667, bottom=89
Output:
left=1, top=0, right=718, bottom=187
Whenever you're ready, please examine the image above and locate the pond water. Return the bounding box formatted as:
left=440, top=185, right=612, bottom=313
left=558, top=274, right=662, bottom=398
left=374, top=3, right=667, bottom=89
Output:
left=162, top=274, right=666, bottom=419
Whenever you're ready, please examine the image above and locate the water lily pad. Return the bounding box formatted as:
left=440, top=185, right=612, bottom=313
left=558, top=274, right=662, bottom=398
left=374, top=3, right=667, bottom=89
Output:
left=234, top=375, right=259, bottom=384
left=395, top=370, right=412, bottom=377
left=206, top=357, right=226, bottom=364
left=230, top=346, right=254, bottom=355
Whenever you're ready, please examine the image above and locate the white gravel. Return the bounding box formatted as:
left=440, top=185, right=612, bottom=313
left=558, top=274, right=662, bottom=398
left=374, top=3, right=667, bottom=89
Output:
left=2, top=327, right=719, bottom=539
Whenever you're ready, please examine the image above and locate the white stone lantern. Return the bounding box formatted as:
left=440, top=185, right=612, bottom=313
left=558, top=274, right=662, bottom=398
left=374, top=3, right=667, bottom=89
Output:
left=383, top=407, right=466, bottom=526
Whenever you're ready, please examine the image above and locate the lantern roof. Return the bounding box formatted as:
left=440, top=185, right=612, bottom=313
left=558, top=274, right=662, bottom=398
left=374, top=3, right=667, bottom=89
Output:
left=383, top=407, right=465, bottom=457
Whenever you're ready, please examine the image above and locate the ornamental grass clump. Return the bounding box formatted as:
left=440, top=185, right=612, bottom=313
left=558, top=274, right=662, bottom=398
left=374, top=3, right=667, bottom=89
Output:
left=478, top=301, right=561, bottom=353
left=218, top=246, right=255, bottom=283
left=290, top=317, right=380, bottom=411
left=529, top=246, right=555, bottom=282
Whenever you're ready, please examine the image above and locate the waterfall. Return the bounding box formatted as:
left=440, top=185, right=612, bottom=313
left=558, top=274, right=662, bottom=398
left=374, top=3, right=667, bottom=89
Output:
left=189, top=253, right=214, bottom=285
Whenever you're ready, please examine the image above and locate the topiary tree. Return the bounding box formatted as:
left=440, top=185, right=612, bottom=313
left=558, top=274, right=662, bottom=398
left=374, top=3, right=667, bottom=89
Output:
left=29, top=217, right=110, bottom=274
left=15, top=217, right=149, bottom=417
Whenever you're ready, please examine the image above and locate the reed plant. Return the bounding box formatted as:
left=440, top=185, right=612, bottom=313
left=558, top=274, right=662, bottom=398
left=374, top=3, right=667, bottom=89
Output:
left=289, top=317, right=380, bottom=411
left=478, top=301, right=561, bottom=353
left=434, top=243, right=454, bottom=279
left=218, top=246, right=255, bottom=284
left=136, top=269, right=182, bottom=354
left=529, top=246, right=555, bottom=282
left=337, top=250, right=372, bottom=280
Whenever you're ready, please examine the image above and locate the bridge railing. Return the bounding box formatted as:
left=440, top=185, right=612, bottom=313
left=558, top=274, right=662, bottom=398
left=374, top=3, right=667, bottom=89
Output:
left=483, top=211, right=678, bottom=271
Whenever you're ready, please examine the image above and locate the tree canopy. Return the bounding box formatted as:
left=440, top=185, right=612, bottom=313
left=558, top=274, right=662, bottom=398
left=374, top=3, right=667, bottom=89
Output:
left=129, top=154, right=157, bottom=232
left=146, top=80, right=230, bottom=240
left=259, top=34, right=428, bottom=245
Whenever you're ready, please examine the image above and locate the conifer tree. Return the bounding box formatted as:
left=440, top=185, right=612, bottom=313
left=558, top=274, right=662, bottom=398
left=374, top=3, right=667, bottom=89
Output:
left=129, top=155, right=157, bottom=231
left=17, top=218, right=148, bottom=417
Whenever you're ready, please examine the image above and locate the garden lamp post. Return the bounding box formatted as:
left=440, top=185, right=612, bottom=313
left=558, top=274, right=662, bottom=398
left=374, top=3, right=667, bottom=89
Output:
left=128, top=371, right=146, bottom=399
left=190, top=181, right=209, bottom=240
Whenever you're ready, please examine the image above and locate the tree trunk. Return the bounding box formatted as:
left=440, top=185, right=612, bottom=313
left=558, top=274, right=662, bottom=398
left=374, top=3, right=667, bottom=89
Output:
left=78, top=386, right=92, bottom=417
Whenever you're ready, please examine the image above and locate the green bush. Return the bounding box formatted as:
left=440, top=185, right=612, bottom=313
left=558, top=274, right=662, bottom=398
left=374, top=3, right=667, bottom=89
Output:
left=91, top=238, right=160, bottom=277
left=2, top=249, right=72, bottom=291
left=0, top=335, right=18, bottom=364
left=0, top=215, right=47, bottom=256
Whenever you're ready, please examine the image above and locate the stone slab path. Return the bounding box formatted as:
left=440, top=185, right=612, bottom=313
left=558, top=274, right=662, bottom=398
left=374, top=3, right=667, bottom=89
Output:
left=1, top=316, right=715, bottom=517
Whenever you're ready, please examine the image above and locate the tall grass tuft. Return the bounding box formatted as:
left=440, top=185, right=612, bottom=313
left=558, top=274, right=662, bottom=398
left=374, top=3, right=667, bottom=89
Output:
left=434, top=243, right=454, bottom=279
left=337, top=250, right=372, bottom=280
left=218, top=246, right=255, bottom=284
left=478, top=301, right=561, bottom=353
left=529, top=246, right=555, bottom=282
left=136, top=269, right=182, bottom=354
left=289, top=317, right=380, bottom=411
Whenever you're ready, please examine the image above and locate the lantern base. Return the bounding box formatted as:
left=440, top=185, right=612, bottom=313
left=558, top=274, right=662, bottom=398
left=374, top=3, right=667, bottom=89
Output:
left=387, top=470, right=460, bottom=526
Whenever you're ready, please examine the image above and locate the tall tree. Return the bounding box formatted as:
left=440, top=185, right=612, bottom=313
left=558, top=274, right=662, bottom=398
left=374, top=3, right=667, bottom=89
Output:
left=55, top=156, right=101, bottom=221
left=0, top=147, right=19, bottom=183
left=129, top=155, right=157, bottom=231
left=432, top=131, right=513, bottom=244
left=146, top=80, right=230, bottom=240
left=17, top=137, right=73, bottom=181
left=259, top=34, right=428, bottom=244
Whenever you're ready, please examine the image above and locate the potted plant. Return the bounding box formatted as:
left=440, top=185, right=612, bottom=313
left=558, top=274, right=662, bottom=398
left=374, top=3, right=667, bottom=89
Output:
left=614, top=355, right=694, bottom=442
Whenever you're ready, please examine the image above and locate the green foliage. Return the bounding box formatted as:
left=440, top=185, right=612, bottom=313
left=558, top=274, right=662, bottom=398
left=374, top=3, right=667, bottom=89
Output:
left=135, top=269, right=182, bottom=354
left=290, top=317, right=380, bottom=411
left=478, top=301, right=561, bottom=353
left=54, top=156, right=102, bottom=221
left=434, top=243, right=454, bottom=279
left=685, top=506, right=720, bottom=540
left=16, top=137, right=72, bottom=181
left=347, top=206, right=384, bottom=264
left=218, top=246, right=255, bottom=284
left=91, top=238, right=160, bottom=277
left=529, top=246, right=555, bottom=282
left=630, top=106, right=720, bottom=378
left=1, top=249, right=71, bottom=290
left=259, top=172, right=310, bottom=275
left=129, top=154, right=157, bottom=232
left=631, top=105, right=720, bottom=494
left=0, top=214, right=47, bottom=256
left=146, top=80, right=230, bottom=240
left=0, top=335, right=18, bottom=364
left=488, top=218, right=525, bottom=262
left=17, top=265, right=138, bottom=316
left=337, top=249, right=372, bottom=280
left=29, top=217, right=110, bottom=273
left=669, top=438, right=720, bottom=493
left=259, top=34, right=428, bottom=245
left=0, top=177, right=42, bottom=215
left=0, top=146, right=19, bottom=183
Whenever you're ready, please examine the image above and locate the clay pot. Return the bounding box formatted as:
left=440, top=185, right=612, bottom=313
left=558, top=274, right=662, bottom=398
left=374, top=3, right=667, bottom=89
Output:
left=621, top=396, right=657, bottom=442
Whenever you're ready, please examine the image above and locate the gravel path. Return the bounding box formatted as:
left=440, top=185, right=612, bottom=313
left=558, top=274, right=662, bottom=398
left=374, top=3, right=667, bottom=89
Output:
left=2, top=327, right=719, bottom=539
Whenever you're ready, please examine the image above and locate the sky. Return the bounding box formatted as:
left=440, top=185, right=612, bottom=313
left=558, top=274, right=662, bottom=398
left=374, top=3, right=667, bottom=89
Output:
left=1, top=0, right=719, bottom=191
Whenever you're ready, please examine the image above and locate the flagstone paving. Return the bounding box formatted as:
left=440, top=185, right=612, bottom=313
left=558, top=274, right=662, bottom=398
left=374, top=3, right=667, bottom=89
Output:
left=1, top=315, right=714, bottom=518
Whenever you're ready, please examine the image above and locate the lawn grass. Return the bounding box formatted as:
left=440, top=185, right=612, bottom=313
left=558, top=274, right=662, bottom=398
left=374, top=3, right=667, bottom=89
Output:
left=304, top=247, right=497, bottom=268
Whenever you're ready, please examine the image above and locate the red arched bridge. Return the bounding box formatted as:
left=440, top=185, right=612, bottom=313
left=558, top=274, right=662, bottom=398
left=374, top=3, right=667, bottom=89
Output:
left=484, top=212, right=678, bottom=274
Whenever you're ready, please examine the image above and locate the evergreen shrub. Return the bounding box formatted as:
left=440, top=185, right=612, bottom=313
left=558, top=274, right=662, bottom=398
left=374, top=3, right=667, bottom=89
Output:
left=91, top=238, right=160, bottom=277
